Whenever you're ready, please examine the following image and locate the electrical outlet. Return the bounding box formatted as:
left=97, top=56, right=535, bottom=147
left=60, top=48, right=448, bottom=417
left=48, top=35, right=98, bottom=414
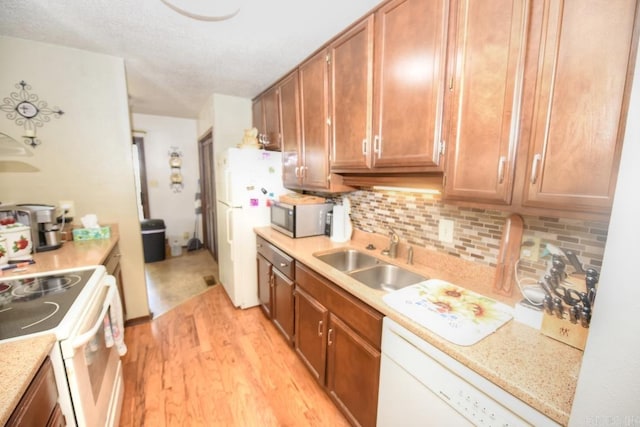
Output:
left=438, top=219, right=454, bottom=243
left=521, top=236, right=541, bottom=261
left=183, top=231, right=190, bottom=240
left=58, top=200, right=75, bottom=219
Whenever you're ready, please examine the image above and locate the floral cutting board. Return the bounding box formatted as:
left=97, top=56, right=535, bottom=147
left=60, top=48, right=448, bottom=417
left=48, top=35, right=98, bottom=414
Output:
left=383, top=279, right=513, bottom=346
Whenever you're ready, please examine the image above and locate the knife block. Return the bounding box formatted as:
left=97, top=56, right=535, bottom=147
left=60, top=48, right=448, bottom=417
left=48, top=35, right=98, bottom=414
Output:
left=540, top=274, right=589, bottom=350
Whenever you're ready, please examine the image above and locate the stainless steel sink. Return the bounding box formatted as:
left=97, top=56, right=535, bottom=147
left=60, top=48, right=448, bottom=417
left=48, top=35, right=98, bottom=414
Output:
left=314, top=249, right=381, bottom=272
left=348, top=264, right=428, bottom=292
left=313, top=248, right=428, bottom=292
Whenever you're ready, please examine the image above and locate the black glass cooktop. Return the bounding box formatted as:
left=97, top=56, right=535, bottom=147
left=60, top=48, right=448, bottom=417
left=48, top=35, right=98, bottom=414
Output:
left=0, top=269, right=95, bottom=341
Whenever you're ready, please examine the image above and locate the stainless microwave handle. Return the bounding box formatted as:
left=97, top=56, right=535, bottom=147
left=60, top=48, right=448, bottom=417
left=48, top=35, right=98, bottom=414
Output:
left=71, top=284, right=116, bottom=350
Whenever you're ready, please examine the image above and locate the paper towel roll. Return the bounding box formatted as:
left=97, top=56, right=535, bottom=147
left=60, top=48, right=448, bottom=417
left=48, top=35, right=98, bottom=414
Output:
left=331, top=205, right=347, bottom=242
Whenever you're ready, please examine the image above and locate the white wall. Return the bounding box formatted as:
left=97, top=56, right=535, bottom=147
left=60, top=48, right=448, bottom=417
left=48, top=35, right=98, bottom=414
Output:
left=569, top=43, right=640, bottom=424
left=0, top=36, right=149, bottom=320
left=131, top=113, right=199, bottom=246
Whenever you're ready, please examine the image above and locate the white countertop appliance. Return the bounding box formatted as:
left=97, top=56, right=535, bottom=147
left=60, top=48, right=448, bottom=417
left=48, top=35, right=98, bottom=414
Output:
left=0, top=266, right=125, bottom=427
left=215, top=148, right=285, bottom=308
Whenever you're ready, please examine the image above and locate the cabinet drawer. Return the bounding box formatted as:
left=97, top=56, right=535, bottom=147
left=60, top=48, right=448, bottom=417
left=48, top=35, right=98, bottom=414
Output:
left=257, top=236, right=295, bottom=279
left=296, top=263, right=382, bottom=349
left=256, top=236, right=273, bottom=259
left=271, top=246, right=294, bottom=279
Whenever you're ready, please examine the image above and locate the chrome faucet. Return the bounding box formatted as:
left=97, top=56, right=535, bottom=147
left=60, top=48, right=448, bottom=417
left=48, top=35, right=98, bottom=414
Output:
left=382, top=226, right=400, bottom=259
left=407, top=245, right=414, bottom=265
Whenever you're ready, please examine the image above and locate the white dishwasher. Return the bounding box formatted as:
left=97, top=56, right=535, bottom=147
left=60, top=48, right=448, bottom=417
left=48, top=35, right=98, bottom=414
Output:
left=377, top=317, right=560, bottom=427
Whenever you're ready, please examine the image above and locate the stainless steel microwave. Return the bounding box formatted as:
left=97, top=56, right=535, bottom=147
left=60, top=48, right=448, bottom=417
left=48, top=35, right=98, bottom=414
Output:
left=270, top=202, right=333, bottom=238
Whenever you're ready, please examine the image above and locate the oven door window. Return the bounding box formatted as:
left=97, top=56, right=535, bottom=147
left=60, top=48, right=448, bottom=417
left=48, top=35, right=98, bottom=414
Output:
left=84, top=311, right=113, bottom=402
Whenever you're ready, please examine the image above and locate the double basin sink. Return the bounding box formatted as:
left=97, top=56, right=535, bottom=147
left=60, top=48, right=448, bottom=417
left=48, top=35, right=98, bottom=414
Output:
left=313, top=248, right=428, bottom=292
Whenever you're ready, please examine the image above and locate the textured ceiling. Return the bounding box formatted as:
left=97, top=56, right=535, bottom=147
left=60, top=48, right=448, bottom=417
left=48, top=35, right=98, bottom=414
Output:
left=0, top=0, right=383, bottom=118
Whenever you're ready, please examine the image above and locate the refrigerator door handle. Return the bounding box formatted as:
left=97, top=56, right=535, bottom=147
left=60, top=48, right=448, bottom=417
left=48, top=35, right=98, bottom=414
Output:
left=226, top=208, right=233, bottom=258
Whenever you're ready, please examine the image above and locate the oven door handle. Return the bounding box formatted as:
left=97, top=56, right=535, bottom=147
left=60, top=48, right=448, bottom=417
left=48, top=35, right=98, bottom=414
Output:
left=71, top=284, right=116, bottom=350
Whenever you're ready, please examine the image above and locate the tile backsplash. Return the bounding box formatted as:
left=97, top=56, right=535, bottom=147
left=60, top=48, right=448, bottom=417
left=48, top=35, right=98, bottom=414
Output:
left=338, top=188, right=609, bottom=281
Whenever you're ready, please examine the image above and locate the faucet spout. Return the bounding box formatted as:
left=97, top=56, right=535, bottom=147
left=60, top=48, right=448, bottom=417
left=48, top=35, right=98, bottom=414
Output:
left=386, top=226, right=400, bottom=259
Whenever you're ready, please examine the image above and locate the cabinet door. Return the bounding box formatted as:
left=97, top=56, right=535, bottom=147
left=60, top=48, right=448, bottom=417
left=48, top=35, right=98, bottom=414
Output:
left=330, top=16, right=374, bottom=172
left=372, top=0, right=449, bottom=170
left=252, top=98, right=264, bottom=140
left=294, top=286, right=329, bottom=384
left=262, top=86, right=281, bottom=151
left=257, top=254, right=272, bottom=318
left=523, top=0, right=637, bottom=213
left=272, top=268, right=295, bottom=345
left=443, top=0, right=528, bottom=204
left=299, top=49, right=331, bottom=190
left=280, top=71, right=303, bottom=189
left=326, top=313, right=380, bottom=427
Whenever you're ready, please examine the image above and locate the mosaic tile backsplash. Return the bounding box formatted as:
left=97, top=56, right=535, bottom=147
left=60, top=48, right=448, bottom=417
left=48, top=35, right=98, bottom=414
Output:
left=337, top=189, right=609, bottom=282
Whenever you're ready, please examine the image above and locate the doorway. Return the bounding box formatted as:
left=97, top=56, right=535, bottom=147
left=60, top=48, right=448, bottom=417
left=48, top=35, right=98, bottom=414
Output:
left=198, top=129, right=218, bottom=261
left=132, top=134, right=150, bottom=220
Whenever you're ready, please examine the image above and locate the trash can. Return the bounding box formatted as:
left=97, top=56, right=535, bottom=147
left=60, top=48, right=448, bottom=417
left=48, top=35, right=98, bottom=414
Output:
left=141, top=219, right=166, bottom=263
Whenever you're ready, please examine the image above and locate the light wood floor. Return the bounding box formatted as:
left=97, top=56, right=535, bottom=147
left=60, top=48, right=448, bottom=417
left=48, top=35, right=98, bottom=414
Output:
left=120, top=274, right=350, bottom=426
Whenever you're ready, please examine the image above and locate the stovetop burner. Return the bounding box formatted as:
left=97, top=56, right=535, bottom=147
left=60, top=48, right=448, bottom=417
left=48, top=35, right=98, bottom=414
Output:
left=11, top=274, right=82, bottom=299
left=0, top=268, right=96, bottom=341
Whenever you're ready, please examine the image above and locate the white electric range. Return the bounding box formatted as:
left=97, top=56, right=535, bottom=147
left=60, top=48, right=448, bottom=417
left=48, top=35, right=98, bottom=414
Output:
left=0, top=266, right=125, bottom=427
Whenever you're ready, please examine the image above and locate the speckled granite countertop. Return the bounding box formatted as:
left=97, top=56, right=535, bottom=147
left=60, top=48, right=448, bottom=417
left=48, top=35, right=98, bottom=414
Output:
left=0, top=335, right=56, bottom=425
left=255, top=227, right=583, bottom=426
left=0, top=232, right=119, bottom=424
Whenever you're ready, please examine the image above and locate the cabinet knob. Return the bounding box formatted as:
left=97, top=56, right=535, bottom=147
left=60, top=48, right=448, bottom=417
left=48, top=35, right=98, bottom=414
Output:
left=327, top=328, right=334, bottom=346
left=317, top=320, right=323, bottom=337
left=279, top=262, right=287, bottom=268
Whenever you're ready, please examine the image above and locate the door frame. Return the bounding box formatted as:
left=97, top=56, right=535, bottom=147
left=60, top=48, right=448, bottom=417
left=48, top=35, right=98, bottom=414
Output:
left=197, top=128, right=218, bottom=260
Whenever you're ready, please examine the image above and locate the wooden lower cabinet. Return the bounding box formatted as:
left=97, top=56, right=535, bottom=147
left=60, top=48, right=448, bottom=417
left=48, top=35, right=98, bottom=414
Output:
left=295, top=262, right=382, bottom=427
left=104, top=242, right=126, bottom=318
left=257, top=253, right=273, bottom=318
left=256, top=236, right=295, bottom=345
left=326, top=314, right=381, bottom=427
left=272, top=269, right=295, bottom=344
left=7, top=357, right=65, bottom=427
left=294, top=286, right=329, bottom=383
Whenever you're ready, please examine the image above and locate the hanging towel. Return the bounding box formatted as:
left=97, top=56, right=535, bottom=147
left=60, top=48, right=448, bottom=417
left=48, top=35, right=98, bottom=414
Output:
left=103, top=283, right=128, bottom=356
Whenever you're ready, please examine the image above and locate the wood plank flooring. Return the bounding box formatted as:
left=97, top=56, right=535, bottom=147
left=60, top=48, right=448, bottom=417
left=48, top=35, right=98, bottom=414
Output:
left=120, top=284, right=350, bottom=426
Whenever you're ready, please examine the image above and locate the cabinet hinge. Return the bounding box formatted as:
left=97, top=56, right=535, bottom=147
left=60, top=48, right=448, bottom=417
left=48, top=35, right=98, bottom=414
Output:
left=440, top=140, right=446, bottom=156
left=326, top=53, right=331, bottom=64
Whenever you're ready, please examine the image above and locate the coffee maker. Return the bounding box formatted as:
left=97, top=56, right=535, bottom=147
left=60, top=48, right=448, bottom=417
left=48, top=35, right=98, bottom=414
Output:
left=15, top=204, right=63, bottom=252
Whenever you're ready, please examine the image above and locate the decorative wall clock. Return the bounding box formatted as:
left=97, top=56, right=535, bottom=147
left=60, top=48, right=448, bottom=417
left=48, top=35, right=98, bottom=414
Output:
left=0, top=80, right=65, bottom=148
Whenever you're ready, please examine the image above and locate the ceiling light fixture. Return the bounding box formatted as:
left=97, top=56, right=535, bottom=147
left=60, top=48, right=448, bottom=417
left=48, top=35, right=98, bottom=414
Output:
left=159, top=0, right=241, bottom=21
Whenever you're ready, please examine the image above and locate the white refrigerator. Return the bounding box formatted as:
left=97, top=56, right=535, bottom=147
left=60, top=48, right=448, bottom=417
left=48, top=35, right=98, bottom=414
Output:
left=216, top=148, right=284, bottom=308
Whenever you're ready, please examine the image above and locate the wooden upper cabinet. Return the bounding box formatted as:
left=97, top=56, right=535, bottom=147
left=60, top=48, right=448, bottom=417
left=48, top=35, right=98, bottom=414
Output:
left=372, top=0, right=449, bottom=171
left=279, top=71, right=302, bottom=189
left=252, top=86, right=281, bottom=151
left=521, top=0, right=638, bottom=213
left=299, top=50, right=334, bottom=190
left=443, top=0, right=529, bottom=204
left=263, top=87, right=281, bottom=151
left=330, top=16, right=375, bottom=172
